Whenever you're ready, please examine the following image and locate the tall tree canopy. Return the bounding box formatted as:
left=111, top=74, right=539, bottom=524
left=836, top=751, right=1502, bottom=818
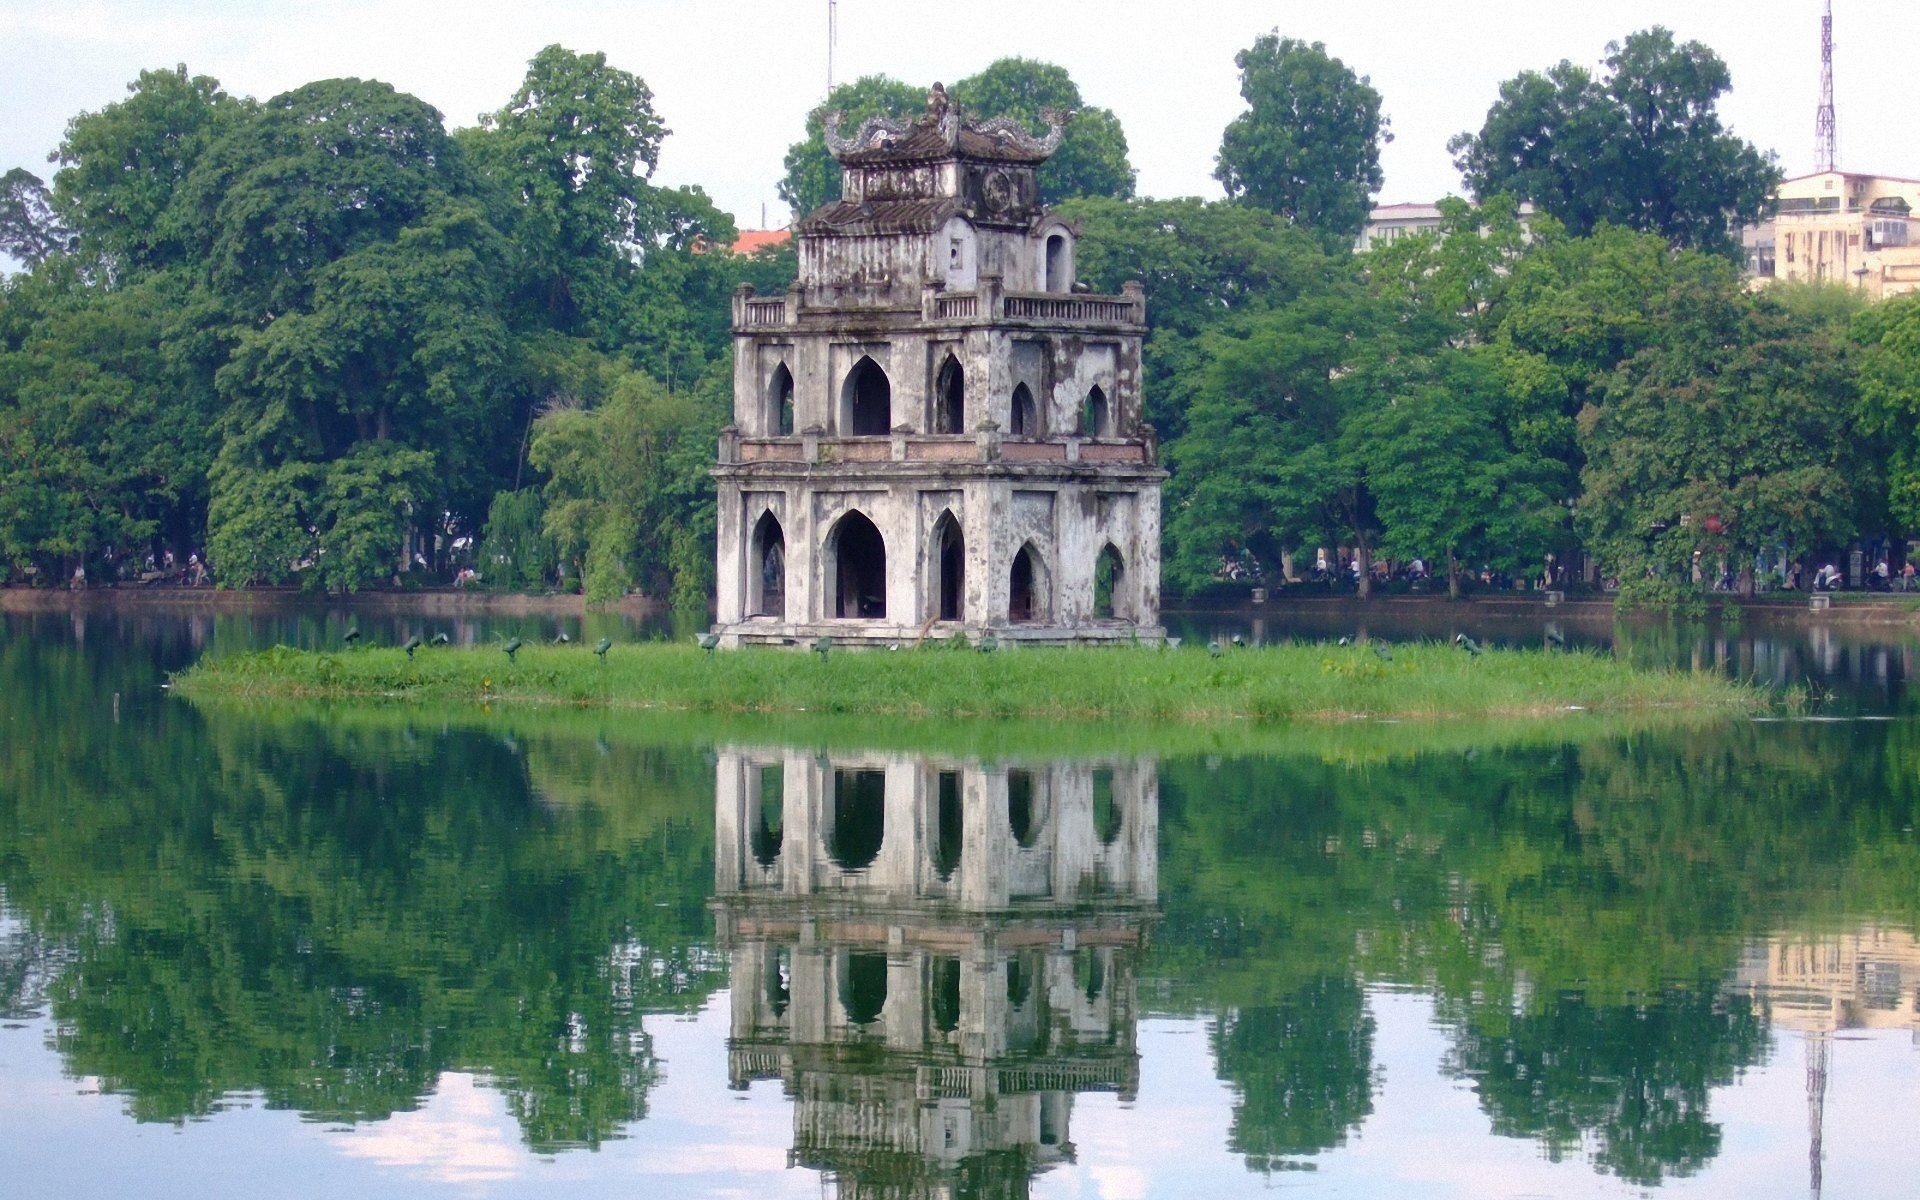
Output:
left=0, top=169, right=66, bottom=267
left=1214, top=35, right=1388, bottom=244
left=50, top=65, right=240, bottom=277
left=949, top=58, right=1135, bottom=205
left=1854, top=293, right=1920, bottom=532
left=1450, top=27, right=1777, bottom=256
left=778, top=60, right=1135, bottom=217
left=1059, top=196, right=1344, bottom=440
left=1577, top=291, right=1867, bottom=595
left=1, top=47, right=764, bottom=596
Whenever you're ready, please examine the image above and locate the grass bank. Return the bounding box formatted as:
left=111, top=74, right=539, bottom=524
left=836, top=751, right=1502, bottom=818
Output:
left=175, top=689, right=1766, bottom=764
left=173, top=639, right=1771, bottom=726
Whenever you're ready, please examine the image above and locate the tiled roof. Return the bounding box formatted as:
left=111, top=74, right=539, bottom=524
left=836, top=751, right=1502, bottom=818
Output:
left=796, top=197, right=962, bottom=237
left=730, top=229, right=792, bottom=255
left=835, top=120, right=1054, bottom=166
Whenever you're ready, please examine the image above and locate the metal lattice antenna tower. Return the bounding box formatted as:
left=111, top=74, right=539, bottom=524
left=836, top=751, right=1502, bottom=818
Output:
left=1807, top=1030, right=1830, bottom=1200
left=826, top=0, right=838, bottom=100
left=1816, top=0, right=1838, bottom=172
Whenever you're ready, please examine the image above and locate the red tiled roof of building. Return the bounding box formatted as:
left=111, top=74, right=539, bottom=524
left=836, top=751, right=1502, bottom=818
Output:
left=730, top=228, right=792, bottom=255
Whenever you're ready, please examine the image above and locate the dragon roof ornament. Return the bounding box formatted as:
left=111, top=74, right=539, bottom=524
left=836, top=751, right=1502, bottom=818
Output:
left=823, top=84, right=1069, bottom=161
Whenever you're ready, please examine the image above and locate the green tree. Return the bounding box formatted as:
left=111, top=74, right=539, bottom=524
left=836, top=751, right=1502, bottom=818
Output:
left=950, top=58, right=1135, bottom=205
left=1853, top=293, right=1920, bottom=531
left=1445, top=989, right=1767, bottom=1187
left=1214, top=35, right=1388, bottom=244
left=1356, top=350, right=1567, bottom=594
left=1212, top=978, right=1377, bottom=1172
left=180, top=77, right=468, bottom=318
left=0, top=273, right=213, bottom=578
left=478, top=487, right=556, bottom=591
left=1577, top=292, right=1865, bottom=595
left=530, top=366, right=724, bottom=603
left=49, top=64, right=241, bottom=276
left=1486, top=226, right=1743, bottom=503
left=1163, top=286, right=1389, bottom=594
left=778, top=75, right=923, bottom=217
left=780, top=63, right=1136, bottom=217
left=1362, top=194, right=1539, bottom=340
left=1451, top=28, right=1777, bottom=256
left=0, top=169, right=66, bottom=266
left=462, top=44, right=731, bottom=351
left=207, top=194, right=512, bottom=586
left=1058, top=196, right=1344, bottom=440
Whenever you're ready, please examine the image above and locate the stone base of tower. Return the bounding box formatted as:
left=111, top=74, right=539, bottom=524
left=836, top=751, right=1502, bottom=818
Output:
left=712, top=459, right=1167, bottom=653
left=714, top=618, right=1166, bottom=650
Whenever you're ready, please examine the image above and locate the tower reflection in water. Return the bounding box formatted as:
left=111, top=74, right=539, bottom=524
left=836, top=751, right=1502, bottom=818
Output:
left=712, top=749, right=1158, bottom=1198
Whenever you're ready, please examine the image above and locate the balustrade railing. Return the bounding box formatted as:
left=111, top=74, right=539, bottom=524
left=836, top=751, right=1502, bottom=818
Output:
left=1001, top=292, right=1140, bottom=324
left=728, top=435, right=1152, bottom=467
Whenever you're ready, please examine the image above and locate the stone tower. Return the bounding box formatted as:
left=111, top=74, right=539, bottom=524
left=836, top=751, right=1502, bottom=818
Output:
left=713, top=86, right=1165, bottom=647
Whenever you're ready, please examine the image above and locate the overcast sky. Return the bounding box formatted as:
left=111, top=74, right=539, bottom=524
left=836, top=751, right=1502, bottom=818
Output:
left=4, top=0, right=1916, bottom=231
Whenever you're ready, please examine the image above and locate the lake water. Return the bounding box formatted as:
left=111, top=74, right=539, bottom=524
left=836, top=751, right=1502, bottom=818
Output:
left=2, top=606, right=1916, bottom=1198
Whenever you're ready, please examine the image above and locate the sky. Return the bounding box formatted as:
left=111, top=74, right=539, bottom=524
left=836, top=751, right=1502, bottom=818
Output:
left=3, top=0, right=1917, bottom=232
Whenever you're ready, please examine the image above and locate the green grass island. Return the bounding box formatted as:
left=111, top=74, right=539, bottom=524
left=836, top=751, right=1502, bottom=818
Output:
left=174, top=640, right=1772, bottom=727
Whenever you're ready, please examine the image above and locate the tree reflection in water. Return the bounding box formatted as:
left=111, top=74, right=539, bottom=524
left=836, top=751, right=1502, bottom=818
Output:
left=3, top=619, right=1920, bottom=1192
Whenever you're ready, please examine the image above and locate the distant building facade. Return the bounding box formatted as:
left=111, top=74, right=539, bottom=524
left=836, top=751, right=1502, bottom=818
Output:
left=1355, top=202, right=1445, bottom=252
left=713, top=86, right=1165, bottom=647
left=1354, top=199, right=1534, bottom=253
left=1752, top=171, right=1920, bottom=299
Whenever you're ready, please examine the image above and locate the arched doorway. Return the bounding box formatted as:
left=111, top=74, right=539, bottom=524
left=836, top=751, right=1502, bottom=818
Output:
left=934, top=354, right=964, bottom=434
left=1092, top=768, right=1122, bottom=846
left=932, top=511, right=964, bottom=622
left=934, top=770, right=963, bottom=881
left=840, top=951, right=889, bottom=1026
left=827, top=511, right=886, bottom=619
left=843, top=356, right=891, bottom=435
left=1010, top=383, right=1038, bottom=437
left=929, top=957, right=962, bottom=1034
left=1007, top=768, right=1045, bottom=847
left=1081, top=385, right=1110, bottom=437
left=1009, top=542, right=1047, bottom=623
left=768, top=363, right=794, bottom=435
left=1045, top=234, right=1068, bottom=292
left=750, top=763, right=784, bottom=867
left=828, top=768, right=886, bottom=871
left=1094, top=543, right=1125, bottom=620
left=749, top=511, right=785, bottom=618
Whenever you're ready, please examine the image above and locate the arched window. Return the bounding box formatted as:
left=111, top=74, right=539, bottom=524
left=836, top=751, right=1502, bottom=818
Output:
left=768, top=363, right=794, bottom=436
left=934, top=770, right=963, bottom=881
left=1009, top=542, right=1048, bottom=623
left=1076, top=947, right=1107, bottom=1003
left=829, top=768, right=886, bottom=871
left=765, top=946, right=791, bottom=1018
left=826, top=511, right=886, bottom=619
left=929, top=957, right=962, bottom=1034
left=934, top=354, right=964, bottom=434
left=1094, top=543, right=1125, bottom=620
left=840, top=951, right=889, bottom=1026
left=1080, top=385, right=1110, bottom=438
left=1045, top=234, right=1068, bottom=292
left=1007, top=768, right=1045, bottom=847
left=749, top=511, right=786, bottom=618
left=842, top=356, right=891, bottom=435
left=932, top=511, right=964, bottom=622
left=1091, top=768, right=1122, bottom=846
left=750, top=763, right=784, bottom=867
left=1010, top=382, right=1039, bottom=437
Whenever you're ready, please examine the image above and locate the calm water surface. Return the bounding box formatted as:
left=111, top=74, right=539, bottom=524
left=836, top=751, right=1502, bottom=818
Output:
left=1, top=608, right=1916, bottom=1198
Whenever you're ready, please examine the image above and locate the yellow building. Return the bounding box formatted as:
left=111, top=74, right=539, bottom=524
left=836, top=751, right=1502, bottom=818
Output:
left=1763, top=170, right=1920, bottom=299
